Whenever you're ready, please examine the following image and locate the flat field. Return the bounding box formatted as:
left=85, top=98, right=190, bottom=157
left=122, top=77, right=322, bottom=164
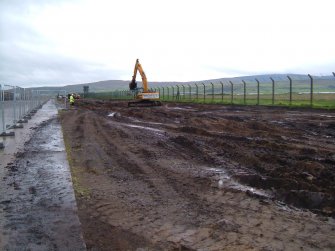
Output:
left=60, top=99, right=335, bottom=250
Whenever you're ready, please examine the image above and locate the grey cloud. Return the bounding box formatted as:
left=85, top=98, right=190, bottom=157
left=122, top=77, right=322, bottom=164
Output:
left=0, top=1, right=123, bottom=88
left=0, top=45, right=122, bottom=87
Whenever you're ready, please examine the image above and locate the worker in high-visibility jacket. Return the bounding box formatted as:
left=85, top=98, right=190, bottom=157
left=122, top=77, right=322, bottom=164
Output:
left=69, top=94, right=75, bottom=106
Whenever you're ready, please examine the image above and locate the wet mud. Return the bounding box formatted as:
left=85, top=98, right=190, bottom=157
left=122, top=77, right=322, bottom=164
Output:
left=60, top=99, right=335, bottom=250
left=0, top=100, right=85, bottom=250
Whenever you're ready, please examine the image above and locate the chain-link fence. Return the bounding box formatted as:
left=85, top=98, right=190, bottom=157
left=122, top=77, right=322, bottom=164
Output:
left=87, top=73, right=335, bottom=108
left=0, top=85, right=49, bottom=139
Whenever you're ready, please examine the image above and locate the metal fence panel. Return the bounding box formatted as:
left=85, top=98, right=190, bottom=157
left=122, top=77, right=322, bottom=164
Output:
left=0, top=85, right=49, bottom=136
left=83, top=73, right=335, bottom=108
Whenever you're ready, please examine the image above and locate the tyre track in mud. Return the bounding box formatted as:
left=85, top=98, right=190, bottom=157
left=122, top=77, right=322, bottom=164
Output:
left=66, top=110, right=219, bottom=249
left=61, top=100, right=335, bottom=250
left=62, top=110, right=231, bottom=250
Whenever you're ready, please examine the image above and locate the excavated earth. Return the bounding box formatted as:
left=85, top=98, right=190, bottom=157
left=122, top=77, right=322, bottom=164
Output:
left=60, top=99, right=335, bottom=251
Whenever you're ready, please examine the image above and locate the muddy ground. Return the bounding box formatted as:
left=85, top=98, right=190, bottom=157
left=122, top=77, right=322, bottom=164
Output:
left=60, top=99, right=335, bottom=250
left=0, top=100, right=85, bottom=250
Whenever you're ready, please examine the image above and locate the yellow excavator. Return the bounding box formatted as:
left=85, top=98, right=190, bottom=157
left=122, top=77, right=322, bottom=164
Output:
left=128, top=59, right=162, bottom=107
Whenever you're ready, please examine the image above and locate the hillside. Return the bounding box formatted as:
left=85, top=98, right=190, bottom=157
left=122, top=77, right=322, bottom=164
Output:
left=33, top=74, right=335, bottom=94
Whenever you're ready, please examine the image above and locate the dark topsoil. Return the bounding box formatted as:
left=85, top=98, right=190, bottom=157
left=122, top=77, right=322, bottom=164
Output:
left=60, top=99, right=335, bottom=250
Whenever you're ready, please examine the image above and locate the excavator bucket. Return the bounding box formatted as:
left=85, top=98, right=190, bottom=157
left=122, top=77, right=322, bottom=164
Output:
left=129, top=80, right=137, bottom=90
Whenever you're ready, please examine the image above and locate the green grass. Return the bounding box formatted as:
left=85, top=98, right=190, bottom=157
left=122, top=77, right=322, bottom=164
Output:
left=84, top=91, right=335, bottom=109
left=59, top=111, right=91, bottom=199
left=158, top=92, right=335, bottom=108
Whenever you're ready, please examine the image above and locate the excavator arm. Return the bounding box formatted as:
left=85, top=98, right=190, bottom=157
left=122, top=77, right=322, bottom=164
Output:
left=129, top=59, right=148, bottom=92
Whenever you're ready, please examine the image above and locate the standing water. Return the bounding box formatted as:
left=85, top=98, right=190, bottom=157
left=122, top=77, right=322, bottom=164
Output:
left=0, top=100, right=86, bottom=250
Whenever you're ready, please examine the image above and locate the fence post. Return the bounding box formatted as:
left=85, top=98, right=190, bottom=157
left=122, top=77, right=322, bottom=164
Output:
left=182, top=85, right=185, bottom=100
left=255, top=78, right=260, bottom=105
left=32, top=90, right=34, bottom=109
left=18, top=88, right=22, bottom=121
left=195, top=83, right=199, bottom=101
left=162, top=87, right=165, bottom=100
left=188, top=84, right=191, bottom=101
left=64, top=91, right=67, bottom=107
left=270, top=77, right=275, bottom=105
left=308, top=74, right=313, bottom=107
left=229, top=81, right=234, bottom=104
left=242, top=80, right=246, bottom=105
left=26, top=89, right=29, bottom=115
left=1, top=85, right=5, bottom=134
left=13, top=86, right=17, bottom=124
left=176, top=85, right=180, bottom=101
left=31, top=90, right=34, bottom=109
left=23, top=88, right=26, bottom=115
left=211, top=82, right=214, bottom=103
left=172, top=86, right=175, bottom=101
left=21, top=88, right=25, bottom=120
left=35, top=90, right=38, bottom=108
left=202, top=83, right=206, bottom=103
left=28, top=90, right=31, bottom=111
left=167, top=87, right=170, bottom=100
left=220, top=81, right=224, bottom=102
left=287, top=76, right=292, bottom=105
left=38, top=90, right=40, bottom=107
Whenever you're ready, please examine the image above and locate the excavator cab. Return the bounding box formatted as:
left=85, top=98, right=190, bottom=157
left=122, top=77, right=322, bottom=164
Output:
left=128, top=59, right=161, bottom=107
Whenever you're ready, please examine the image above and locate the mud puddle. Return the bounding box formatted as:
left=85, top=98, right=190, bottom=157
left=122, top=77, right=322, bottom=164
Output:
left=128, top=117, right=164, bottom=125
left=0, top=100, right=59, bottom=171
left=106, top=115, right=166, bottom=136
left=125, top=124, right=165, bottom=133
left=206, top=167, right=271, bottom=198
left=0, top=100, right=85, bottom=250
left=166, top=106, right=197, bottom=112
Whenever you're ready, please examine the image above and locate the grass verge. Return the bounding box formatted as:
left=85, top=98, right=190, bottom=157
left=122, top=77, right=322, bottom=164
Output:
left=59, top=110, right=91, bottom=199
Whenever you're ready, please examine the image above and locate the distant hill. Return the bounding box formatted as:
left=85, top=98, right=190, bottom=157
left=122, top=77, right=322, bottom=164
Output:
left=32, top=80, right=128, bottom=93
left=32, top=74, right=335, bottom=94
left=227, top=74, right=335, bottom=82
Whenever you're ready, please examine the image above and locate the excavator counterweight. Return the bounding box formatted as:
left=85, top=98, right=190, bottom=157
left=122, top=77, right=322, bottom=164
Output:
left=128, top=59, right=161, bottom=107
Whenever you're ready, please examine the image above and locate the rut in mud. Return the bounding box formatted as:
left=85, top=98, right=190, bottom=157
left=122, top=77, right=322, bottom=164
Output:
left=61, top=99, right=335, bottom=250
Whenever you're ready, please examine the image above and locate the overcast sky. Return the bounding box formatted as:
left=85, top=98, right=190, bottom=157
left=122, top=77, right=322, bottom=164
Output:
left=1, top=0, right=334, bottom=87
